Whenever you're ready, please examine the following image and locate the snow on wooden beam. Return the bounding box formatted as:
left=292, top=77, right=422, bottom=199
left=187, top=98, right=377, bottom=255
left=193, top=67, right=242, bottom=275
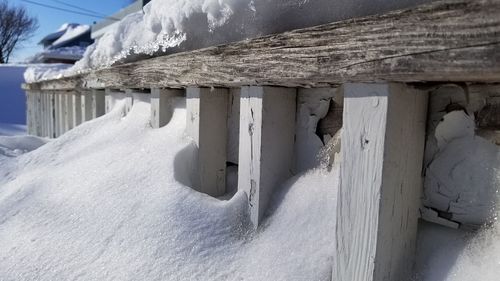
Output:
left=186, top=87, right=229, bottom=197
left=22, top=0, right=500, bottom=91
left=151, top=88, right=184, bottom=128
left=238, top=86, right=297, bottom=227
left=334, top=83, right=428, bottom=281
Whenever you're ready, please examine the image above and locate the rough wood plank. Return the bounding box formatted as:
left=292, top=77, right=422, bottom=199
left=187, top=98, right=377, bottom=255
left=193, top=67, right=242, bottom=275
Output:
left=151, top=88, right=184, bottom=128
left=23, top=0, right=500, bottom=91
left=238, top=86, right=297, bottom=226
left=335, top=83, right=428, bottom=281
left=186, top=87, right=229, bottom=197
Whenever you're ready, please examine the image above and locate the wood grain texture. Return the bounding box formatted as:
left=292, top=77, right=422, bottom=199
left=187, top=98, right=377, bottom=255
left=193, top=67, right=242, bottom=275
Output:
left=335, top=83, right=428, bottom=281
left=23, top=0, right=500, bottom=91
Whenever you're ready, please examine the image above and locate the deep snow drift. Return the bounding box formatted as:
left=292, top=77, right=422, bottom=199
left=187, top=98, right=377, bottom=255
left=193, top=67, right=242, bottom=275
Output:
left=1, top=100, right=498, bottom=280
left=0, top=100, right=337, bottom=280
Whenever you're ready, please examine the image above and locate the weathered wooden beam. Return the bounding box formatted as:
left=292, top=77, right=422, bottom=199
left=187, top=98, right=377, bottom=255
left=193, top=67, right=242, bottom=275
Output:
left=150, top=88, right=184, bottom=128
left=22, top=0, right=500, bottom=91
left=238, top=86, right=297, bottom=227
left=334, top=83, right=428, bottom=281
left=186, top=87, right=229, bottom=197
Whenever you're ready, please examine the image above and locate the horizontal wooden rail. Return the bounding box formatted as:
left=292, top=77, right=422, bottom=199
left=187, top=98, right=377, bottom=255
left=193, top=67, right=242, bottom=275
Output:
left=23, top=0, right=500, bottom=91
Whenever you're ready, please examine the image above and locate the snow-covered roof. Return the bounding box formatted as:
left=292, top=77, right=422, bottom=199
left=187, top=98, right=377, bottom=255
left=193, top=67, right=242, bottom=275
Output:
left=39, top=23, right=91, bottom=49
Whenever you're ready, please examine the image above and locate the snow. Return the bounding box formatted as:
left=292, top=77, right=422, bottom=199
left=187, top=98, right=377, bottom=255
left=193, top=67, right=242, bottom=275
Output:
left=0, top=135, right=47, bottom=158
left=51, top=24, right=90, bottom=48
left=0, top=99, right=337, bottom=280
left=424, top=111, right=500, bottom=226
left=28, top=46, right=87, bottom=64
left=0, top=94, right=498, bottom=279
left=25, top=0, right=432, bottom=81
left=23, top=63, right=73, bottom=83
left=0, top=123, right=26, bottom=136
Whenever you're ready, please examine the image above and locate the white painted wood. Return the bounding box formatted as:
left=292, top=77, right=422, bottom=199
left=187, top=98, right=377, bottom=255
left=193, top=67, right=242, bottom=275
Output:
left=59, top=92, right=67, bottom=134
left=186, top=87, right=229, bottom=197
left=81, top=90, right=92, bottom=122
left=227, top=88, right=241, bottom=165
left=92, top=89, right=105, bottom=118
left=124, top=90, right=134, bottom=114
left=238, top=86, right=297, bottom=227
left=53, top=92, right=60, bottom=137
left=334, top=83, right=428, bottom=281
left=40, top=91, right=47, bottom=137
left=25, top=91, right=32, bottom=135
left=105, top=89, right=125, bottom=114
left=48, top=92, right=55, bottom=138
left=65, top=91, right=74, bottom=131
left=35, top=91, right=42, bottom=136
left=150, top=88, right=183, bottom=128
left=72, top=91, right=82, bottom=127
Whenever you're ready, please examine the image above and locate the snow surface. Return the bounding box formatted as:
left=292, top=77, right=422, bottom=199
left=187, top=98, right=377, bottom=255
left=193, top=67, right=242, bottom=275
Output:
left=424, top=111, right=500, bottom=226
left=28, top=46, right=87, bottom=64
left=0, top=123, right=26, bottom=136
left=0, top=98, right=498, bottom=280
left=0, top=99, right=337, bottom=281
left=23, top=63, right=73, bottom=83
left=26, top=0, right=431, bottom=81
left=51, top=25, right=90, bottom=48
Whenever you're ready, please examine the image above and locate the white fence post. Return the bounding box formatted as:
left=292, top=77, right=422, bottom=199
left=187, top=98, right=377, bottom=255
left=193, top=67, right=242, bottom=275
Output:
left=238, top=86, right=297, bottom=227
left=124, top=89, right=134, bottom=114
left=65, top=91, right=74, bottom=131
left=92, top=89, right=105, bottom=118
left=334, top=83, right=428, bottom=281
left=186, top=87, right=229, bottom=197
left=151, top=88, right=184, bottom=128
left=105, top=89, right=125, bottom=114
left=72, top=90, right=82, bottom=127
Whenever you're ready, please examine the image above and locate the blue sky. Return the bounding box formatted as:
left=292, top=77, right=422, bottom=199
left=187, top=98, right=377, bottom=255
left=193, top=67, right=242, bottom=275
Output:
left=8, top=0, right=132, bottom=62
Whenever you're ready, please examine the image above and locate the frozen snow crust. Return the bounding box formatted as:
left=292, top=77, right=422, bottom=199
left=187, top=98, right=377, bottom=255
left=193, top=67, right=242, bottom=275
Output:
left=0, top=100, right=337, bottom=280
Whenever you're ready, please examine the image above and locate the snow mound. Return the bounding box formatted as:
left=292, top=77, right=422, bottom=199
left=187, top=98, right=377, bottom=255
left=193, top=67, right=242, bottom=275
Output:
left=0, top=99, right=337, bottom=280
left=52, top=24, right=90, bottom=48
left=23, top=63, right=73, bottom=83
left=0, top=135, right=47, bottom=158
left=424, top=111, right=500, bottom=226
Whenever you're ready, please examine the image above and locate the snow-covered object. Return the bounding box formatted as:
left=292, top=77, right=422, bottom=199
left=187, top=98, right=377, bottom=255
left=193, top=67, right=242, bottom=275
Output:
left=65, top=0, right=429, bottom=77
left=51, top=25, right=90, bottom=48
left=0, top=100, right=337, bottom=280
left=0, top=135, right=47, bottom=157
left=28, top=46, right=87, bottom=64
left=424, top=111, right=500, bottom=226
left=23, top=63, right=73, bottom=83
